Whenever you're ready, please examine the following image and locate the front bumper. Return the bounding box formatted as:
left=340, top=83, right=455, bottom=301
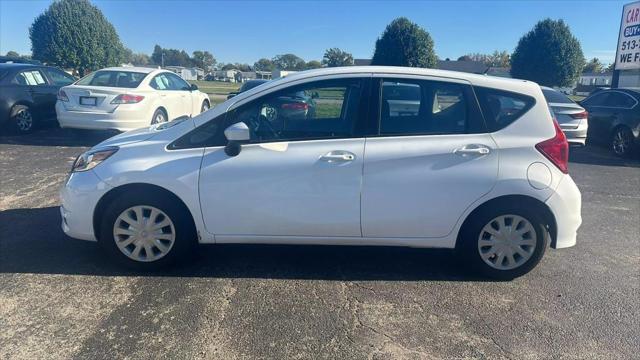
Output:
left=56, top=102, right=150, bottom=131
left=60, top=170, right=112, bottom=241
left=545, top=175, right=582, bottom=249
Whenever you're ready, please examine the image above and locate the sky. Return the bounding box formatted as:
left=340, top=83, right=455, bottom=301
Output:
left=0, top=0, right=628, bottom=65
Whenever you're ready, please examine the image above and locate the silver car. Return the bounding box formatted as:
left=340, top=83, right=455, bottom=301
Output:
left=541, top=86, right=588, bottom=145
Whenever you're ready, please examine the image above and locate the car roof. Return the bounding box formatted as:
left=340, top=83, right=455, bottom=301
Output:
left=99, top=66, right=160, bottom=74
left=270, top=66, right=538, bottom=91
left=0, top=63, right=38, bottom=70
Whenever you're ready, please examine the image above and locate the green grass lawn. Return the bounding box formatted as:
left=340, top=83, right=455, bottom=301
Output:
left=189, top=80, right=240, bottom=95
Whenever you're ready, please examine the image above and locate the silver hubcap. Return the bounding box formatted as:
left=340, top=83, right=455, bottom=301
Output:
left=613, top=130, right=630, bottom=155
left=16, top=109, right=33, bottom=131
left=478, top=215, right=537, bottom=270
left=113, top=205, right=175, bottom=262
left=202, top=103, right=209, bottom=112
left=153, top=112, right=166, bottom=124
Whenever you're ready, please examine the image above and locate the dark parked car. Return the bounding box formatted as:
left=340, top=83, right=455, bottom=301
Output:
left=0, top=63, right=75, bottom=134
left=581, top=88, right=640, bottom=157
left=227, top=79, right=269, bottom=99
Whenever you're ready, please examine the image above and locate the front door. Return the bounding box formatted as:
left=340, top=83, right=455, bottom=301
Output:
left=362, top=77, right=498, bottom=239
left=198, top=77, right=369, bottom=238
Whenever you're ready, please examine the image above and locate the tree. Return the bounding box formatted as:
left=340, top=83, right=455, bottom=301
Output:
left=5, top=51, right=20, bottom=58
left=305, top=60, right=323, bottom=69
left=272, top=54, right=306, bottom=70
left=29, top=0, right=125, bottom=75
left=192, top=50, right=216, bottom=70
left=606, top=62, right=615, bottom=72
left=130, top=52, right=150, bottom=66
left=583, top=57, right=603, bottom=73
left=322, top=48, right=354, bottom=67
left=457, top=55, right=472, bottom=61
left=151, top=45, right=192, bottom=67
left=511, top=19, right=584, bottom=87
left=371, top=17, right=437, bottom=68
left=254, top=58, right=274, bottom=71
left=458, top=51, right=510, bottom=67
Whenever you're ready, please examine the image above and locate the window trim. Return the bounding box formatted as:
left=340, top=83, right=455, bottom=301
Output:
left=583, top=90, right=638, bottom=110
left=370, top=76, right=487, bottom=138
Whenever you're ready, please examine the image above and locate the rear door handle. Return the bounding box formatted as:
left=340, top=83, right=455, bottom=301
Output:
left=320, top=151, right=356, bottom=162
left=454, top=144, right=491, bottom=156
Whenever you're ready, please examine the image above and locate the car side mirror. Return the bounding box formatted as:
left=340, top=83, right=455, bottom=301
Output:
left=311, top=91, right=319, bottom=99
left=224, top=122, right=250, bottom=156
left=189, top=84, right=198, bottom=91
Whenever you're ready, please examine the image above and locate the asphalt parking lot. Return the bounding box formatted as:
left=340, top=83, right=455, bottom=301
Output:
left=0, top=127, right=638, bottom=360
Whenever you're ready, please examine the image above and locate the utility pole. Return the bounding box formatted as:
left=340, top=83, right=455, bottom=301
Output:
left=161, top=52, right=165, bottom=68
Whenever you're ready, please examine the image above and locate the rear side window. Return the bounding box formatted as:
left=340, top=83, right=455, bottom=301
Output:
left=13, top=70, right=48, bottom=86
left=474, top=87, right=535, bottom=132
left=379, top=79, right=484, bottom=136
left=542, top=89, right=574, bottom=104
left=76, top=70, right=146, bottom=88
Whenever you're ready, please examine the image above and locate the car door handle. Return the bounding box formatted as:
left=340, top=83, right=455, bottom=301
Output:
left=454, top=145, right=491, bottom=156
left=320, top=151, right=356, bottom=162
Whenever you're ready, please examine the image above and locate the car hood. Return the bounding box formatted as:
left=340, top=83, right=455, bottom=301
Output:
left=94, top=117, right=195, bottom=149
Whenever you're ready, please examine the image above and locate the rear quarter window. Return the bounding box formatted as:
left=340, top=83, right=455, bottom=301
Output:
left=474, top=87, right=536, bottom=132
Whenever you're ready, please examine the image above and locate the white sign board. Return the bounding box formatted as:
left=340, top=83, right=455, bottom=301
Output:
left=615, top=1, right=640, bottom=70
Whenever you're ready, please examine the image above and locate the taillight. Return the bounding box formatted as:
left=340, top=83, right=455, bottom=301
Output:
left=569, top=110, right=588, bottom=119
left=281, top=102, right=308, bottom=110
left=111, top=94, right=144, bottom=104
left=536, top=120, right=569, bottom=174
left=58, top=89, right=69, bottom=102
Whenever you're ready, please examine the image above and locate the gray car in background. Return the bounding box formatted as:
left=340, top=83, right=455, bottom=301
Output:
left=541, top=86, right=588, bottom=145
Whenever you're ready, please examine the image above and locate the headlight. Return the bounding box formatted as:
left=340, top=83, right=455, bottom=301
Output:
left=71, top=147, right=118, bottom=172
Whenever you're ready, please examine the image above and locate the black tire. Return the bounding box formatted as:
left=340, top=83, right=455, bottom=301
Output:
left=201, top=100, right=210, bottom=113
left=151, top=108, right=168, bottom=125
left=458, top=206, right=548, bottom=280
left=9, top=104, right=36, bottom=134
left=611, top=126, right=636, bottom=158
left=98, top=192, right=197, bottom=270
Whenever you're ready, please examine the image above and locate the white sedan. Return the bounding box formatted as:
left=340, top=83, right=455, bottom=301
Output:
left=60, top=66, right=582, bottom=279
left=56, top=67, right=210, bottom=131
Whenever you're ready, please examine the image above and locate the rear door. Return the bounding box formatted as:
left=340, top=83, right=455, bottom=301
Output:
left=14, top=68, right=57, bottom=120
left=361, top=76, right=498, bottom=239
left=582, top=92, right=612, bottom=141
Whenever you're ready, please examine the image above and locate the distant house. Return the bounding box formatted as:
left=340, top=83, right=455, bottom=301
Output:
left=213, top=69, right=240, bottom=82
left=579, top=72, right=612, bottom=86
left=164, top=66, right=203, bottom=81
left=354, top=59, right=372, bottom=66
left=272, top=70, right=297, bottom=79
left=485, top=67, right=511, bottom=78
left=437, top=60, right=488, bottom=74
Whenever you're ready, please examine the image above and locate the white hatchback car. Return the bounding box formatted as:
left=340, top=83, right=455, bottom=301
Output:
left=56, top=67, right=210, bottom=131
left=60, top=67, right=581, bottom=279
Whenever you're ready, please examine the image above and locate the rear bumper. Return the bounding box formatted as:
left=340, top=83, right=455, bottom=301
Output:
left=56, top=102, right=150, bottom=131
left=560, top=121, right=588, bottom=145
left=546, top=175, right=582, bottom=249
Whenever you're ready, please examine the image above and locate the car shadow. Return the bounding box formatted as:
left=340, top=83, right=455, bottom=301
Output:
left=569, top=144, right=640, bottom=168
left=0, top=125, right=116, bottom=147
left=0, top=206, right=487, bottom=282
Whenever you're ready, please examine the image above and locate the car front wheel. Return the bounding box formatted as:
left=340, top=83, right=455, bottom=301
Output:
left=201, top=100, right=210, bottom=113
left=460, top=207, right=547, bottom=280
left=99, top=192, right=196, bottom=269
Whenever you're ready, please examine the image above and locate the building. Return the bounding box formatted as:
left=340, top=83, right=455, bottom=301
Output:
left=213, top=69, right=240, bottom=82
left=354, top=58, right=372, bottom=66
left=437, top=60, right=489, bottom=74
left=271, top=70, right=297, bottom=79
left=618, top=69, right=640, bottom=87
left=578, top=72, right=613, bottom=87
left=163, top=66, right=204, bottom=81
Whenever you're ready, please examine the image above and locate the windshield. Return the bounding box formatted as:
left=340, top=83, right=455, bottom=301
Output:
left=76, top=70, right=147, bottom=88
left=542, top=89, right=574, bottom=104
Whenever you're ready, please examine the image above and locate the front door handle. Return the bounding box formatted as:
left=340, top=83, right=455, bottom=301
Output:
left=454, top=144, right=491, bottom=156
left=320, top=151, right=356, bottom=163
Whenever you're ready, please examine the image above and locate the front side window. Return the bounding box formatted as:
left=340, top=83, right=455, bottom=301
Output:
left=165, top=73, right=191, bottom=91
left=44, top=68, right=75, bottom=86
left=13, top=70, right=48, bottom=86
left=379, top=79, right=480, bottom=135
left=474, top=87, right=535, bottom=132
left=76, top=71, right=146, bottom=88
left=225, top=78, right=364, bottom=143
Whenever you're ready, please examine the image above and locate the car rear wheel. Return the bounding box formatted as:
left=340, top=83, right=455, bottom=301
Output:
left=611, top=126, right=635, bottom=158
left=459, top=207, right=547, bottom=280
left=151, top=108, right=168, bottom=125
left=99, top=192, right=196, bottom=269
left=10, top=105, right=35, bottom=134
